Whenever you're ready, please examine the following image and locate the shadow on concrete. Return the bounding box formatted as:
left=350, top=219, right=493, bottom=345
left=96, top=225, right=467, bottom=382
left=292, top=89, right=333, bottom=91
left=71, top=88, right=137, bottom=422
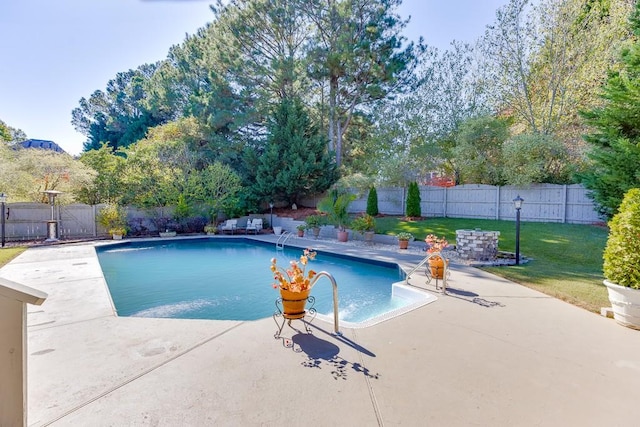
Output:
left=292, top=332, right=380, bottom=380
left=445, top=287, right=506, bottom=308
left=274, top=320, right=380, bottom=380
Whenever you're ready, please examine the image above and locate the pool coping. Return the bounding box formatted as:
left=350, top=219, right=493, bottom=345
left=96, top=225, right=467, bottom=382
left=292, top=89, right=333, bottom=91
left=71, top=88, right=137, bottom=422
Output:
left=94, top=235, right=439, bottom=329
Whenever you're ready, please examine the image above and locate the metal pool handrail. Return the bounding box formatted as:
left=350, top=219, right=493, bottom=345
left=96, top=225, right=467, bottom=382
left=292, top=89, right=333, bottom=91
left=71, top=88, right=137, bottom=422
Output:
left=310, top=271, right=341, bottom=335
left=404, top=251, right=448, bottom=294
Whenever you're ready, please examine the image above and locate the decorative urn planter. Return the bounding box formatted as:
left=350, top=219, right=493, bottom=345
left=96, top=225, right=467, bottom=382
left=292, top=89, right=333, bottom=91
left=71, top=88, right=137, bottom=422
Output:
left=603, top=280, right=640, bottom=330
left=601, top=188, right=640, bottom=330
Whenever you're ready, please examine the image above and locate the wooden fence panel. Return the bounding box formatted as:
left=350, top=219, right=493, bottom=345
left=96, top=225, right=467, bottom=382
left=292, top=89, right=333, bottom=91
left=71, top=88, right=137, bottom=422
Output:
left=348, top=184, right=600, bottom=224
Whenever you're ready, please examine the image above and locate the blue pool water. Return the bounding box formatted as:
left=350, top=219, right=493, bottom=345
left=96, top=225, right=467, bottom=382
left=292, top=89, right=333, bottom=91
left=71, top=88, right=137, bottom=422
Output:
left=96, top=239, right=409, bottom=323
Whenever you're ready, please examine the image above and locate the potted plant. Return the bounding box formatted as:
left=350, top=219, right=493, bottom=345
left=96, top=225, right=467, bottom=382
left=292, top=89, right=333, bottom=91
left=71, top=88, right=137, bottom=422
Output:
left=97, top=204, right=128, bottom=240
left=270, top=249, right=318, bottom=319
left=425, top=234, right=450, bottom=279
left=296, top=224, right=306, bottom=237
left=304, top=215, right=325, bottom=239
left=396, top=232, right=414, bottom=249
left=109, top=226, right=127, bottom=240
left=351, top=214, right=376, bottom=244
left=317, top=191, right=356, bottom=242
left=602, top=188, right=640, bottom=329
left=204, top=224, right=218, bottom=235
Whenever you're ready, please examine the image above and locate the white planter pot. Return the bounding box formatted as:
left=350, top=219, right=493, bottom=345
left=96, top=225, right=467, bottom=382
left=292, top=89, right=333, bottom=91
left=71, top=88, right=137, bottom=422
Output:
left=273, top=226, right=282, bottom=235
left=159, top=231, right=176, bottom=238
left=603, top=280, right=640, bottom=330
left=112, top=234, right=123, bottom=240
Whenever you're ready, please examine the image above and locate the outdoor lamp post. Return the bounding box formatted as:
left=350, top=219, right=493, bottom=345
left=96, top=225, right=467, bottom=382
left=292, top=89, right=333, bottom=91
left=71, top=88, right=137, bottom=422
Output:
left=0, top=192, right=7, bottom=248
left=269, top=202, right=274, bottom=231
left=513, top=195, right=524, bottom=265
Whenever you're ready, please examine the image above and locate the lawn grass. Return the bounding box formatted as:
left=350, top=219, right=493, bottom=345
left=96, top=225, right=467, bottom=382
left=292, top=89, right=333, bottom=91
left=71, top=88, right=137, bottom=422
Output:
left=0, top=246, right=28, bottom=268
left=373, top=216, right=609, bottom=313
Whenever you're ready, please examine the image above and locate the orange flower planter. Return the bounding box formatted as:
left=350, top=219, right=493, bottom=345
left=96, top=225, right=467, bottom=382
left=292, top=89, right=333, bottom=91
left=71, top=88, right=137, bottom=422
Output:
left=428, top=257, right=448, bottom=279
left=280, top=288, right=311, bottom=319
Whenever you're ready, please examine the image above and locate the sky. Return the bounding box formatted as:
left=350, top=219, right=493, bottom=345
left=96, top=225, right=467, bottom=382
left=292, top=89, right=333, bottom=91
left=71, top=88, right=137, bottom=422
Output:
left=0, top=0, right=508, bottom=156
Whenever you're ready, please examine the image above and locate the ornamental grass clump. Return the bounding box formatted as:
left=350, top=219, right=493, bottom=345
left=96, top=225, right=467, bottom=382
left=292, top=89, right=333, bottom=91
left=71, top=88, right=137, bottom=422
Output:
left=270, top=249, right=317, bottom=293
left=603, top=188, right=640, bottom=289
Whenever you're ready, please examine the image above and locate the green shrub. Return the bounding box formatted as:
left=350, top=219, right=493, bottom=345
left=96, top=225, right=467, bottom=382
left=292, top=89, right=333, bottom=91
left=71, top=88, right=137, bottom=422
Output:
left=97, top=204, right=127, bottom=234
left=603, top=188, right=640, bottom=289
left=406, top=181, right=421, bottom=218
left=351, top=214, right=376, bottom=233
left=366, top=186, right=379, bottom=216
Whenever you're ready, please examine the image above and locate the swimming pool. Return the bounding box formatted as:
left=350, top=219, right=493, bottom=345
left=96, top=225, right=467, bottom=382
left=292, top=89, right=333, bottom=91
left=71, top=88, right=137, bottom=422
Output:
left=96, top=238, right=435, bottom=326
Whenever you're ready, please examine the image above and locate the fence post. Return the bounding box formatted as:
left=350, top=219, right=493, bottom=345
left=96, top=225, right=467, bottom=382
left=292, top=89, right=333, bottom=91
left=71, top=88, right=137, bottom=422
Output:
left=496, top=186, right=501, bottom=220
left=562, top=185, right=568, bottom=224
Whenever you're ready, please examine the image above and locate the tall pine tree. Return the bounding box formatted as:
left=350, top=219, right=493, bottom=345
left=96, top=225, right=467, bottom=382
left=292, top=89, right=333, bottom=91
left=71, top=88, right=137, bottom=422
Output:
left=580, top=2, right=640, bottom=218
left=253, top=99, right=338, bottom=205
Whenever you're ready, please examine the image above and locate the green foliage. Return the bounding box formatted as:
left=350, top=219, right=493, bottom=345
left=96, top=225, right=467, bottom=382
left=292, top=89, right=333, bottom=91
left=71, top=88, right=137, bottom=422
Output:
left=77, top=143, right=126, bottom=204
left=73, top=64, right=168, bottom=152
left=187, top=162, right=242, bottom=220
left=306, top=0, right=423, bottom=165
left=174, top=194, right=190, bottom=221
left=0, top=141, right=96, bottom=204
left=502, top=133, right=574, bottom=185
left=351, top=214, right=376, bottom=233
left=96, top=204, right=128, bottom=234
left=580, top=2, right=640, bottom=218
left=406, top=181, right=421, bottom=218
left=603, top=188, right=640, bottom=288
left=304, top=214, right=326, bottom=229
left=252, top=98, right=338, bottom=205
left=317, top=190, right=356, bottom=231
left=366, top=186, right=379, bottom=216
left=453, top=116, right=509, bottom=185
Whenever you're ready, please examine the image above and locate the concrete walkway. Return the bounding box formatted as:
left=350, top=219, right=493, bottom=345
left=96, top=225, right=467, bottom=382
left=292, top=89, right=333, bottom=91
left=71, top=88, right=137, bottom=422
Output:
left=1, top=236, right=639, bottom=426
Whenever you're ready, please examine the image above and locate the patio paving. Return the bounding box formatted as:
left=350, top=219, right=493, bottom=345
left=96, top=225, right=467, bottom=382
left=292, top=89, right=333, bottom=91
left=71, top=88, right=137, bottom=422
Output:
left=1, top=236, right=639, bottom=426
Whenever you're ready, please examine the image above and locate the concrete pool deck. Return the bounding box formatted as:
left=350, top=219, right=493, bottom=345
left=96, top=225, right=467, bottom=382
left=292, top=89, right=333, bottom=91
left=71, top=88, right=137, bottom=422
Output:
left=1, top=235, right=639, bottom=426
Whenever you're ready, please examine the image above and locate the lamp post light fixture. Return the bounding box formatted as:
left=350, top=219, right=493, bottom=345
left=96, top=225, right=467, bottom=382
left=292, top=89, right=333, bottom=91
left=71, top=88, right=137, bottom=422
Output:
left=269, top=202, right=274, bottom=231
left=513, top=195, right=524, bottom=265
left=0, top=192, right=7, bottom=248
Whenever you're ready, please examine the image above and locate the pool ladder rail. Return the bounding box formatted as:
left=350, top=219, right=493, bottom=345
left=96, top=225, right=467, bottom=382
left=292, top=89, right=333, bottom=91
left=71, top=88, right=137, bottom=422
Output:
left=275, top=230, right=294, bottom=250
left=405, top=251, right=449, bottom=294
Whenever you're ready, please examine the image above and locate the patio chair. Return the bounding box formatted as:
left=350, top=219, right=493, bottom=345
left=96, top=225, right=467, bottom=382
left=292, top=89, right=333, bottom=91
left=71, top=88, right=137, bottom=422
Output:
left=245, top=218, right=262, bottom=235
left=219, top=219, right=237, bottom=235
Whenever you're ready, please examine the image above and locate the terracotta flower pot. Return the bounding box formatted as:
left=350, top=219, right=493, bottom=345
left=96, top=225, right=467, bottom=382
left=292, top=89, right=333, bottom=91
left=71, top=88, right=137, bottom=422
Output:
left=280, top=288, right=311, bottom=319
left=398, top=239, right=409, bottom=249
left=428, top=257, right=448, bottom=279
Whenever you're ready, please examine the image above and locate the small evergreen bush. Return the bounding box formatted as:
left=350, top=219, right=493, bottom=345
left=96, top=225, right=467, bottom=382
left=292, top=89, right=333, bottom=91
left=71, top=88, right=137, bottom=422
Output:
left=603, top=188, right=640, bottom=289
left=406, top=181, right=421, bottom=218
left=366, top=186, right=379, bottom=216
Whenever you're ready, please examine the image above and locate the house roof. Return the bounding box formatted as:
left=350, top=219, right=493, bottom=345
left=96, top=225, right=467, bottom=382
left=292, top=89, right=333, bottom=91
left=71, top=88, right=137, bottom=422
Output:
left=20, top=139, right=66, bottom=153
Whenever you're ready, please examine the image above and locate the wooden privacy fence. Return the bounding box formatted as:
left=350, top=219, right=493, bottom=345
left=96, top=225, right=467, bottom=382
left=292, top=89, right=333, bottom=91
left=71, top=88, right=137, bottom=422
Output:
left=348, top=184, right=601, bottom=224
left=1, top=184, right=600, bottom=241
